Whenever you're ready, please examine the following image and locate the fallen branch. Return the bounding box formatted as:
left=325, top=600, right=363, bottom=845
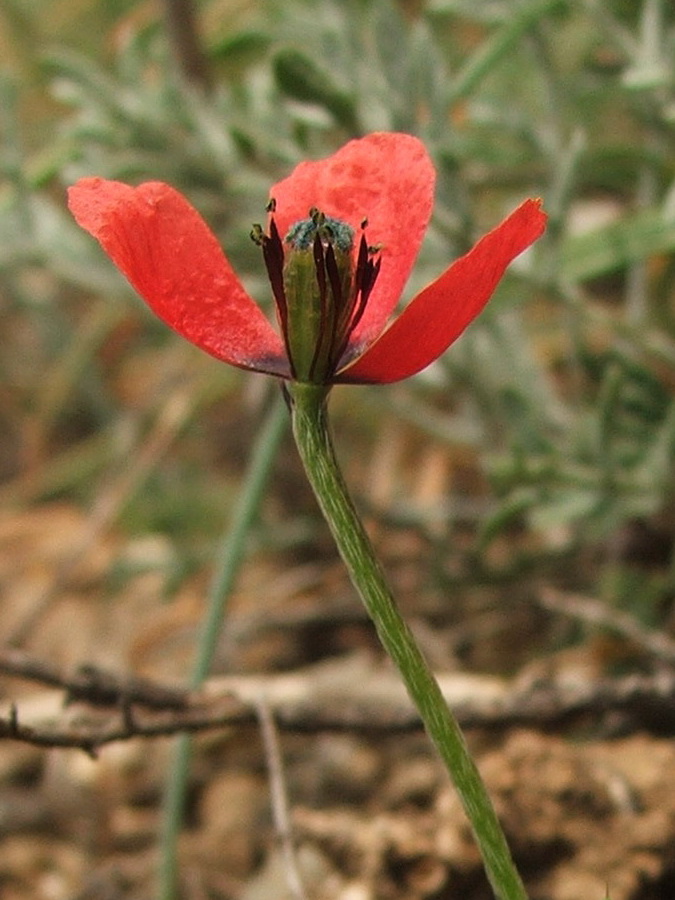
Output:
left=2, top=651, right=675, bottom=756
left=0, top=647, right=189, bottom=710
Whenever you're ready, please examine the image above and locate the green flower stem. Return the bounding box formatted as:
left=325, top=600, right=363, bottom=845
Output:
left=158, top=393, right=288, bottom=900
left=287, top=381, right=527, bottom=900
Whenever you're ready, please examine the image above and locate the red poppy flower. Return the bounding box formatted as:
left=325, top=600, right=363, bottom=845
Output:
left=68, top=133, right=546, bottom=385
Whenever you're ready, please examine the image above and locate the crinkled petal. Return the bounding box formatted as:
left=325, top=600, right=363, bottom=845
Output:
left=338, top=199, right=547, bottom=384
left=68, top=178, right=289, bottom=376
left=270, top=133, right=435, bottom=349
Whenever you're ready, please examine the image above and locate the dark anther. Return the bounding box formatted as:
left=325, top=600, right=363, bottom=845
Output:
left=266, top=197, right=277, bottom=213
left=312, top=233, right=327, bottom=301
left=261, top=220, right=288, bottom=323
left=261, top=218, right=294, bottom=378
left=354, top=234, right=369, bottom=295
left=343, top=233, right=380, bottom=344
left=362, top=256, right=381, bottom=302
left=310, top=233, right=329, bottom=380
left=324, top=243, right=343, bottom=311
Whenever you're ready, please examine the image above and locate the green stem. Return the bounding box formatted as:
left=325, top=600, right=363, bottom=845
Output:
left=287, top=381, right=527, bottom=900
left=158, top=393, right=288, bottom=900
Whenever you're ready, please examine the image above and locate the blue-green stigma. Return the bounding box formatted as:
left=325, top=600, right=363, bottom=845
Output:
left=285, top=208, right=355, bottom=253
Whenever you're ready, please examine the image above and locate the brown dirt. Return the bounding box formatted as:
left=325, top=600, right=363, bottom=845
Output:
left=1, top=502, right=674, bottom=900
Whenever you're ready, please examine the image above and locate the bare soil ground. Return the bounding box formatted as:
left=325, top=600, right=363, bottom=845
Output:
left=1, top=500, right=674, bottom=900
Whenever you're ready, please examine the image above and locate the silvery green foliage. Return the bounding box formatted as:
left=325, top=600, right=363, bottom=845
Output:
left=3, top=0, right=675, bottom=603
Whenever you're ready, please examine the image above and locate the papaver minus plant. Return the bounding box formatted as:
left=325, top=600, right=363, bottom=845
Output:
left=69, top=133, right=546, bottom=900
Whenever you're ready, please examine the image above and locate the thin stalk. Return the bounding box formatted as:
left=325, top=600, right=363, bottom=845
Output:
left=158, top=393, right=288, bottom=900
left=287, top=381, right=527, bottom=900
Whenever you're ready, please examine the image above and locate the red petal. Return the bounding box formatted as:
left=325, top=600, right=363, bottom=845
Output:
left=339, top=199, right=547, bottom=383
left=68, top=178, right=288, bottom=376
left=270, top=133, right=435, bottom=349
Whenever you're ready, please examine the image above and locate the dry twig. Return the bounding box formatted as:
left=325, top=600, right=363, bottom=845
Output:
left=2, top=650, right=675, bottom=756
left=256, top=695, right=307, bottom=900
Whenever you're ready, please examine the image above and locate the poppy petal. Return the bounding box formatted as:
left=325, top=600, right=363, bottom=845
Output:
left=68, top=178, right=289, bottom=376
left=270, top=133, right=435, bottom=349
left=338, top=198, right=547, bottom=384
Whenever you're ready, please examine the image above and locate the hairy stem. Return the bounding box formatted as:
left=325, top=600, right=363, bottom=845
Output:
left=287, top=381, right=527, bottom=900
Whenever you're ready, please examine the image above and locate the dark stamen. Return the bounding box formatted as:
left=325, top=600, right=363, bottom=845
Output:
left=353, top=233, right=369, bottom=300
left=326, top=241, right=352, bottom=344
left=262, top=220, right=286, bottom=317
left=324, top=244, right=344, bottom=313
left=261, top=218, right=295, bottom=377
left=338, top=235, right=382, bottom=362
left=361, top=256, right=381, bottom=305
left=313, top=232, right=327, bottom=300
left=309, top=234, right=330, bottom=380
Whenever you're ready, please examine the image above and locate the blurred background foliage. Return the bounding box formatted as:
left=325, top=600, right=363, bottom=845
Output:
left=2, top=0, right=675, bottom=664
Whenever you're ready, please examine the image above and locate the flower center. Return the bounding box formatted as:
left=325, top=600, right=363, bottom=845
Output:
left=285, top=209, right=355, bottom=253
left=252, top=205, right=381, bottom=383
